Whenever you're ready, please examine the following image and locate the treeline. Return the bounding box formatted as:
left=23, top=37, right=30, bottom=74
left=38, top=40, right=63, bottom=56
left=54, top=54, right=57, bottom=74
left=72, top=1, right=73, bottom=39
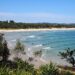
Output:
left=0, top=20, right=75, bottom=29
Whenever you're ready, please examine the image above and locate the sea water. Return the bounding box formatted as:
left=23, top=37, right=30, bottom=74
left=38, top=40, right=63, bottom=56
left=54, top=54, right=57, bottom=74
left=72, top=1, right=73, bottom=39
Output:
left=3, top=30, right=75, bottom=65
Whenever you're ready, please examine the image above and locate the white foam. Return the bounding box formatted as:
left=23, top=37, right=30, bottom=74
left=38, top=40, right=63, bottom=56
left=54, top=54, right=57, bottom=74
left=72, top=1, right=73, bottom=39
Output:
left=28, top=35, right=36, bottom=38
left=28, top=48, right=31, bottom=51
left=43, top=47, right=51, bottom=50
left=34, top=44, right=43, bottom=47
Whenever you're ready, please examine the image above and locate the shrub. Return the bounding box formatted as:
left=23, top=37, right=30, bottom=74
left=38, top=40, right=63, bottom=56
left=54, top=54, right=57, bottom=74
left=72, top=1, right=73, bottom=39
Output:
left=59, top=48, right=75, bottom=67
left=34, top=50, right=42, bottom=57
left=39, top=62, right=59, bottom=75
left=14, top=39, right=25, bottom=52
left=14, top=57, right=34, bottom=72
left=0, top=33, right=10, bottom=61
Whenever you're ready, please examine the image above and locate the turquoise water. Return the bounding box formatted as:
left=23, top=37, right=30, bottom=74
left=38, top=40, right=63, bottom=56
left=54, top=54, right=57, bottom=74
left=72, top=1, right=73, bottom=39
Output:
left=3, top=30, right=75, bottom=65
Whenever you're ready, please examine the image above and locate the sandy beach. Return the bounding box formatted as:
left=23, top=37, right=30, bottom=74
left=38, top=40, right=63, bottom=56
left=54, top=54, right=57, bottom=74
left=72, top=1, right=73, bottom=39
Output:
left=0, top=28, right=75, bottom=32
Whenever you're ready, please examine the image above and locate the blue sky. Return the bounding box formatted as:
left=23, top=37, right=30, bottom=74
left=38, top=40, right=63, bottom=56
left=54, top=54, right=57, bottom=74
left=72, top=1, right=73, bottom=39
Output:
left=0, top=0, right=75, bottom=23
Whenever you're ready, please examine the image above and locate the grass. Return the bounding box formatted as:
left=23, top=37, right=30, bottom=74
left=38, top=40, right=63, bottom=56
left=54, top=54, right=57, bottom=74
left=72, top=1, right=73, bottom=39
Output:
left=0, top=60, right=75, bottom=75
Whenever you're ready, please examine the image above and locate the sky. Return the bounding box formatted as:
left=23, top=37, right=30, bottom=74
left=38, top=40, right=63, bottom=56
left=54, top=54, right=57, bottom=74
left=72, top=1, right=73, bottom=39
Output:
left=0, top=0, right=75, bottom=23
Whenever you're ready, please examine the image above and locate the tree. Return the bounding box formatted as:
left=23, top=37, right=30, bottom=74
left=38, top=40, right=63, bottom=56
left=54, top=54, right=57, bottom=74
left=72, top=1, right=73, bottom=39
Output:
left=59, top=48, right=75, bottom=67
left=0, top=33, right=4, bottom=60
left=9, top=20, right=15, bottom=24
left=2, top=40, right=10, bottom=61
left=0, top=33, right=10, bottom=61
left=14, top=39, right=25, bottom=56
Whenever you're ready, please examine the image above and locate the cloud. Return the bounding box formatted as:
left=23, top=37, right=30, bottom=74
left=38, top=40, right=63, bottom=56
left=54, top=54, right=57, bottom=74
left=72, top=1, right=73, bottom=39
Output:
left=0, top=12, right=75, bottom=23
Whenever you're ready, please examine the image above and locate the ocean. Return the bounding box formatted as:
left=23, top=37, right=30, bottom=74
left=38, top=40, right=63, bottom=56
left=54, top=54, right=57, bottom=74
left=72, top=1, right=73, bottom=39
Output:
left=3, top=30, right=75, bottom=65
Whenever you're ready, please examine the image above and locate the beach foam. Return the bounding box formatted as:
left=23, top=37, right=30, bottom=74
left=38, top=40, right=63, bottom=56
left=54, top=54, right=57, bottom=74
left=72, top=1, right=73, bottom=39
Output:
left=43, top=47, right=51, bottom=50
left=34, top=44, right=43, bottom=47
left=27, top=35, right=36, bottom=38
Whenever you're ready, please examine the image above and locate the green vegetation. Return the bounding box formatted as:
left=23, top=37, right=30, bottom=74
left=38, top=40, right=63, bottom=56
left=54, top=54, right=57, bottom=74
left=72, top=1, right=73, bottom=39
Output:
left=0, top=20, right=75, bottom=29
left=59, top=48, right=75, bottom=67
left=34, top=50, right=42, bottom=57
left=39, top=62, right=59, bottom=75
left=0, top=33, right=10, bottom=62
left=0, top=60, right=74, bottom=75
left=14, top=39, right=25, bottom=52
left=0, top=33, right=75, bottom=75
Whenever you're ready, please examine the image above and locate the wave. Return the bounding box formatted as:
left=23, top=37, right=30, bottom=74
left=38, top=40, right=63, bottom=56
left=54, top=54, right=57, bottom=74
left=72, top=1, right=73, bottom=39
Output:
left=43, top=47, right=51, bottom=50
left=27, top=35, right=36, bottom=38
left=33, top=44, right=43, bottom=47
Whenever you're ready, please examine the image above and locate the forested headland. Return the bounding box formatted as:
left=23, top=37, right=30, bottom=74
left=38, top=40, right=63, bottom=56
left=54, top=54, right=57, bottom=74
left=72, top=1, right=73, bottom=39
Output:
left=0, top=20, right=75, bottom=29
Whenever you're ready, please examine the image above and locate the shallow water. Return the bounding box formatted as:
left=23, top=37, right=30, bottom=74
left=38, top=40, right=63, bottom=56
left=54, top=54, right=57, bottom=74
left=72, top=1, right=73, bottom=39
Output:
left=3, top=30, right=75, bottom=65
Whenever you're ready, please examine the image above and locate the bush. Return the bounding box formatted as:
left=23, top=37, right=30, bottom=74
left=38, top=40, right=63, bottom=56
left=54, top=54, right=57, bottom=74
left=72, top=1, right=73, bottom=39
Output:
left=0, top=67, right=32, bottom=75
left=59, top=48, right=75, bottom=67
left=39, top=62, right=59, bottom=75
left=14, top=57, right=34, bottom=72
left=0, top=33, right=10, bottom=61
left=14, top=39, right=25, bottom=52
left=34, top=50, right=42, bottom=57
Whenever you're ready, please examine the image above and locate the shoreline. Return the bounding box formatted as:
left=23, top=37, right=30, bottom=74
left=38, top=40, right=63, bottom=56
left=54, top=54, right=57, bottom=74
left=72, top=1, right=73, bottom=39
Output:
left=0, top=28, right=75, bottom=32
